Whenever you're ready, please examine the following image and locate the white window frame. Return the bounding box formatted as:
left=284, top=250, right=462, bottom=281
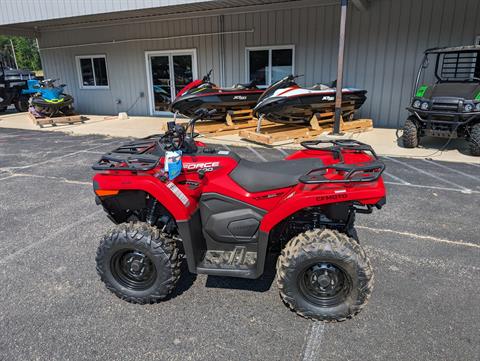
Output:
left=245, top=45, right=295, bottom=87
left=75, top=55, right=109, bottom=89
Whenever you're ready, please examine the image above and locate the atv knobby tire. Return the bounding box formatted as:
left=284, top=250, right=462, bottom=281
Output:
left=96, top=222, right=181, bottom=304
left=469, top=123, right=480, bottom=156
left=276, top=228, right=373, bottom=321
left=402, top=117, right=419, bottom=148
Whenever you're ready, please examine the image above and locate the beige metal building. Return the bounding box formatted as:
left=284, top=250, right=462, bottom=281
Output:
left=1, top=0, right=480, bottom=127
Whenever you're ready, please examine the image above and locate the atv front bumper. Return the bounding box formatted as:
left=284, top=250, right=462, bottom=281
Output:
left=406, top=107, right=479, bottom=138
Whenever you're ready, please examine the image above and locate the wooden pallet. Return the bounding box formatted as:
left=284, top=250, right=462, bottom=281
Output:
left=239, top=116, right=373, bottom=145
left=194, top=109, right=262, bottom=137
left=28, top=112, right=86, bottom=128
left=225, top=109, right=255, bottom=125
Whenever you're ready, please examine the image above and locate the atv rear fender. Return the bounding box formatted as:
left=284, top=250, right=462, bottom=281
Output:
left=259, top=180, right=386, bottom=233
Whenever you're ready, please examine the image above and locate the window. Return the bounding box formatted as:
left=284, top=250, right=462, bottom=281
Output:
left=246, top=46, right=294, bottom=86
left=76, top=55, right=109, bottom=88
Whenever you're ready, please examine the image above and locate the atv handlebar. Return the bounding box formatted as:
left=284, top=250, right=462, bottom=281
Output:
left=161, top=108, right=216, bottom=151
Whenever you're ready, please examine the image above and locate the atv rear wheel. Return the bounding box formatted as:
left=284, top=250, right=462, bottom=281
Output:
left=96, top=222, right=181, bottom=304
left=276, top=228, right=373, bottom=321
left=469, top=123, right=480, bottom=156
left=14, top=95, right=29, bottom=112
left=402, top=117, right=420, bottom=148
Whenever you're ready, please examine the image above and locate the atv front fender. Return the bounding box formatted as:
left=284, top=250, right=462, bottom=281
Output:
left=93, top=173, right=197, bottom=221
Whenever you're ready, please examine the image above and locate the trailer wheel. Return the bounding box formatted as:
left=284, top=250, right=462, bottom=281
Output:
left=469, top=123, right=480, bottom=156
left=96, top=222, right=181, bottom=304
left=276, top=228, right=373, bottom=321
left=402, top=117, right=419, bottom=148
left=14, top=95, right=29, bottom=112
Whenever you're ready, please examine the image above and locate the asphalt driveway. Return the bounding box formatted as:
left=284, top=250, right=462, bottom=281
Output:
left=0, top=128, right=479, bottom=361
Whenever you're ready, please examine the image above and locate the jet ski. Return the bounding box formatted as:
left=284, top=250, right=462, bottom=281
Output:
left=253, top=75, right=367, bottom=124
left=170, top=69, right=264, bottom=120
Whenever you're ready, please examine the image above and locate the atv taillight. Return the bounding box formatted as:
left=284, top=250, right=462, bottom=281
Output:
left=95, top=190, right=119, bottom=197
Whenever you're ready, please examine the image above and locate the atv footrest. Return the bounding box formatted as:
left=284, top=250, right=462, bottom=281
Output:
left=197, top=247, right=258, bottom=278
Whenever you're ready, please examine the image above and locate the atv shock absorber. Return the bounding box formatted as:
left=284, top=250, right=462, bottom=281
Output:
left=146, top=199, right=158, bottom=226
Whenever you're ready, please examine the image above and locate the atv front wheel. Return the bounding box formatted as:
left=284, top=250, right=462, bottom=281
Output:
left=96, top=222, right=181, bottom=304
left=276, top=228, right=373, bottom=321
left=402, top=117, right=420, bottom=148
left=469, top=123, right=480, bottom=156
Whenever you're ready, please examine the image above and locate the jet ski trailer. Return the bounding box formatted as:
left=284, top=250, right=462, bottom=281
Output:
left=170, top=70, right=264, bottom=121
left=253, top=75, right=367, bottom=124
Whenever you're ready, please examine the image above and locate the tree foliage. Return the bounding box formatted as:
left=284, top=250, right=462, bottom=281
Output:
left=0, top=35, right=42, bottom=71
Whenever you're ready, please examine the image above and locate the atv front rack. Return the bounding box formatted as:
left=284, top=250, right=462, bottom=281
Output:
left=92, top=138, right=162, bottom=171
left=299, top=140, right=385, bottom=184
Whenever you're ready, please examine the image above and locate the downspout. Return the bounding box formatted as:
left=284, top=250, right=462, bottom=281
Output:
left=218, top=15, right=226, bottom=87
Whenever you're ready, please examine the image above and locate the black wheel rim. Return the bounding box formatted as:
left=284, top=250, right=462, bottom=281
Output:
left=110, top=249, right=157, bottom=290
left=298, top=262, right=352, bottom=307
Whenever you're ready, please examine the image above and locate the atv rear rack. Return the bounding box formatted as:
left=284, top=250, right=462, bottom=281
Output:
left=300, top=139, right=379, bottom=161
left=92, top=138, right=162, bottom=171
left=299, top=140, right=384, bottom=184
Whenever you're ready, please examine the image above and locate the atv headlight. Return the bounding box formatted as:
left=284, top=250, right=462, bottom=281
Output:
left=413, top=100, right=422, bottom=108
left=464, top=103, right=474, bottom=112
left=475, top=103, right=480, bottom=112
left=420, top=102, right=429, bottom=110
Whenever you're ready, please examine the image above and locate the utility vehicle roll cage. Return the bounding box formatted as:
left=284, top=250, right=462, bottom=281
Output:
left=413, top=45, right=480, bottom=95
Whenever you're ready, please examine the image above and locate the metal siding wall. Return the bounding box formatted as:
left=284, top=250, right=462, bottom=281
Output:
left=39, top=0, right=480, bottom=125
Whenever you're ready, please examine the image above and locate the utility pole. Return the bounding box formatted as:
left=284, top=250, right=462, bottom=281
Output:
left=9, top=39, right=18, bottom=69
left=333, top=0, right=348, bottom=135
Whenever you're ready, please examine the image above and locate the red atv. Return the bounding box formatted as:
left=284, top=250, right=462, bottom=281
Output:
left=92, top=110, right=386, bottom=321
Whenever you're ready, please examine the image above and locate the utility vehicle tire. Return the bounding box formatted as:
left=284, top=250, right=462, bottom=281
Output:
left=14, top=95, right=29, bottom=112
left=402, top=117, right=419, bottom=148
left=96, top=222, right=181, bottom=304
left=276, top=228, right=373, bottom=321
left=60, top=106, right=75, bottom=116
left=469, top=123, right=480, bottom=156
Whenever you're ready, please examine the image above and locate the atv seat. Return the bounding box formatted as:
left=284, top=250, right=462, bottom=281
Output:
left=229, top=158, right=324, bottom=193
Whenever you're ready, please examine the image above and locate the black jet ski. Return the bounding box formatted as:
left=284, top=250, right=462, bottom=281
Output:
left=170, top=70, right=264, bottom=120
left=253, top=75, right=367, bottom=124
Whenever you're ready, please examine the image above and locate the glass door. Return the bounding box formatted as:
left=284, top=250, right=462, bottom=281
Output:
left=150, top=55, right=171, bottom=112
left=172, top=54, right=194, bottom=97
left=147, top=50, right=197, bottom=115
